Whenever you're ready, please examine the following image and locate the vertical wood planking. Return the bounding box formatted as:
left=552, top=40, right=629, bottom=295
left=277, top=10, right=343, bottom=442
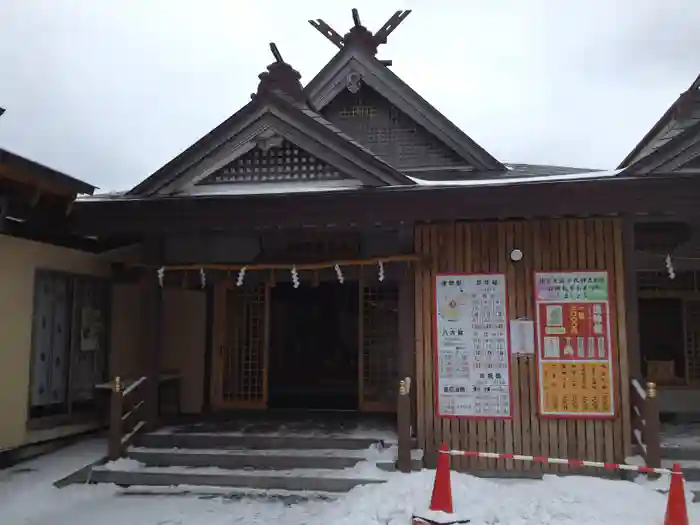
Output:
left=414, top=219, right=628, bottom=472
left=505, top=222, right=518, bottom=472
left=525, top=221, right=539, bottom=475
left=602, top=219, right=617, bottom=466
left=614, top=221, right=632, bottom=459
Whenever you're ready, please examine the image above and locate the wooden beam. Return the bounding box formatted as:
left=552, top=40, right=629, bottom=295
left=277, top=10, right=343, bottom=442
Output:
left=131, top=253, right=422, bottom=272
left=70, top=174, right=700, bottom=236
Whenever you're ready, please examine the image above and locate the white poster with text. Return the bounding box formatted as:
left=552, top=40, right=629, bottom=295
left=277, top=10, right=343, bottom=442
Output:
left=435, top=274, right=512, bottom=418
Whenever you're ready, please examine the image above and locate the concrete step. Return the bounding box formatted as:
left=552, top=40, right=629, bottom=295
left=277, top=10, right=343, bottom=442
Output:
left=662, top=459, right=700, bottom=482
left=135, top=432, right=403, bottom=451
left=89, top=463, right=389, bottom=493
left=661, top=445, right=700, bottom=461
left=127, top=446, right=423, bottom=472
left=653, top=480, right=700, bottom=503
left=118, top=485, right=341, bottom=504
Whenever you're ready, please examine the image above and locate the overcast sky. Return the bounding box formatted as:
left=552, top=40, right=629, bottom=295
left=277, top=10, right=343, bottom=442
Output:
left=0, top=1, right=698, bottom=191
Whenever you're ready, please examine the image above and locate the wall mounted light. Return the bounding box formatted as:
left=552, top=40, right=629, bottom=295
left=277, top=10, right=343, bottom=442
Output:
left=510, top=249, right=523, bottom=262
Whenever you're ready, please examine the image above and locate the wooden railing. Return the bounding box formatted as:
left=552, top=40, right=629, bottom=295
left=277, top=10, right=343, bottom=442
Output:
left=108, top=376, right=149, bottom=460
left=630, top=378, right=661, bottom=473
left=397, top=376, right=412, bottom=473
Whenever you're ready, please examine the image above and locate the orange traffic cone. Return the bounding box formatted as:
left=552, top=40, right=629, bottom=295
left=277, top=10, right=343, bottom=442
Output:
left=429, top=443, right=454, bottom=514
left=664, top=463, right=689, bottom=525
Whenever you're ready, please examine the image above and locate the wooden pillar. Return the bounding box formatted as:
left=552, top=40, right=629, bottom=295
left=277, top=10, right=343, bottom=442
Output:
left=397, top=265, right=415, bottom=472
left=141, top=237, right=164, bottom=428
left=623, top=218, right=642, bottom=379
left=398, top=265, right=416, bottom=417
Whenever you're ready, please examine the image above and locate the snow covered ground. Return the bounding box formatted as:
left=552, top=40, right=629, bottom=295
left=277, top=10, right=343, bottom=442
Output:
left=2, top=438, right=699, bottom=525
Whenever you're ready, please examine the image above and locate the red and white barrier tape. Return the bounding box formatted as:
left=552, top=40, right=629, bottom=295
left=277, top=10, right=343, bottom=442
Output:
left=440, top=449, right=682, bottom=476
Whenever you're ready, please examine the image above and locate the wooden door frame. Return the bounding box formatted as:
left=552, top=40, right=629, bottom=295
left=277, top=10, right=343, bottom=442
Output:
left=210, top=280, right=270, bottom=411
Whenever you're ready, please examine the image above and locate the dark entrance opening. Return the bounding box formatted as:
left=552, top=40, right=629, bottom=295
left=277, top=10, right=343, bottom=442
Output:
left=639, top=298, right=686, bottom=382
left=269, top=282, right=359, bottom=410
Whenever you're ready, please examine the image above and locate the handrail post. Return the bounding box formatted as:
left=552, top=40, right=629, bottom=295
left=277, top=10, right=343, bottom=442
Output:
left=644, top=381, right=662, bottom=472
left=397, top=377, right=412, bottom=473
left=108, top=376, right=124, bottom=460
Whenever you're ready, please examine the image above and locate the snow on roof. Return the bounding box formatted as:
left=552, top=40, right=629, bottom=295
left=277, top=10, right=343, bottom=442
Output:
left=408, top=168, right=623, bottom=187
left=78, top=169, right=623, bottom=202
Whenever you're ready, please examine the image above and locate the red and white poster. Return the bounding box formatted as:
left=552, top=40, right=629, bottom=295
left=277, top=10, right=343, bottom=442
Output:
left=534, top=271, right=615, bottom=418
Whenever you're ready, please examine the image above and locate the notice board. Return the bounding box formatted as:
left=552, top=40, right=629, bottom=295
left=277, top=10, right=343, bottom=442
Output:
left=534, top=271, right=615, bottom=418
left=434, top=273, right=512, bottom=419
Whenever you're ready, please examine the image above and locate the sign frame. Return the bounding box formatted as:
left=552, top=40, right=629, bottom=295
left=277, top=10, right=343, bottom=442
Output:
left=533, top=270, right=616, bottom=420
left=433, top=272, right=513, bottom=420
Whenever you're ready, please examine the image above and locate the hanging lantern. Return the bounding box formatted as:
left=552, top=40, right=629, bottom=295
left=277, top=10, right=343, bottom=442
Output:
left=334, top=264, right=344, bottom=284
left=291, top=265, right=300, bottom=288
left=157, top=267, right=165, bottom=288
left=236, top=266, right=247, bottom=287
left=665, top=254, right=676, bottom=280
left=378, top=260, right=385, bottom=282
left=199, top=268, right=207, bottom=289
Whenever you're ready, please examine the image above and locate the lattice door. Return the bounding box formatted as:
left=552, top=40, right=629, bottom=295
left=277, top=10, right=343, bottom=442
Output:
left=684, top=300, right=700, bottom=383
left=219, top=284, right=268, bottom=409
left=360, top=284, right=399, bottom=412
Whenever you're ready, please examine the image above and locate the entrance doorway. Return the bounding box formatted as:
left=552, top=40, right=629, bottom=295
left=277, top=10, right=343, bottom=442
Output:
left=268, top=282, right=359, bottom=410
left=640, top=298, right=686, bottom=384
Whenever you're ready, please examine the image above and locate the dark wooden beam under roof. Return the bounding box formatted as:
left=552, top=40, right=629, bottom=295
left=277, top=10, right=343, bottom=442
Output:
left=70, top=172, right=700, bottom=236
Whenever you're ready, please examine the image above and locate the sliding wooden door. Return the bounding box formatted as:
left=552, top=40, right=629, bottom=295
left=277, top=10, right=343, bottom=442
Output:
left=359, top=283, right=400, bottom=412
left=211, top=282, right=269, bottom=410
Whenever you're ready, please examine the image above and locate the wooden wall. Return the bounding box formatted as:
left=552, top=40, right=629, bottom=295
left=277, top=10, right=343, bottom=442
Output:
left=414, top=218, right=631, bottom=474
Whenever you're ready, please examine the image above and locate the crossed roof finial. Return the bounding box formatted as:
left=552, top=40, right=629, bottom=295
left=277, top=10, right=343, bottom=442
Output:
left=308, top=8, right=412, bottom=57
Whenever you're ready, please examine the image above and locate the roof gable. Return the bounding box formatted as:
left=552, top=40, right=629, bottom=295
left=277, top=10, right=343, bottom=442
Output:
left=619, top=73, right=700, bottom=170
left=625, top=119, right=700, bottom=176
left=303, top=47, right=504, bottom=177
left=128, top=48, right=414, bottom=197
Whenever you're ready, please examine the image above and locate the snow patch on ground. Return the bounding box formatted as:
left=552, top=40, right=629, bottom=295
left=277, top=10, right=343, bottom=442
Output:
left=3, top=439, right=700, bottom=524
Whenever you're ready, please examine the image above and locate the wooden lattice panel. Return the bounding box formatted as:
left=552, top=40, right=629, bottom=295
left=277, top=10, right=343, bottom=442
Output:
left=323, top=86, right=466, bottom=170
left=223, top=284, right=267, bottom=407
left=685, top=300, right=700, bottom=382
left=197, top=139, right=350, bottom=185
left=361, top=284, right=399, bottom=412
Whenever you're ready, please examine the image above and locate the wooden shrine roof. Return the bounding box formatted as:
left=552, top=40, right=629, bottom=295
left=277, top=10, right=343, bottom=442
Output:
left=618, top=73, right=700, bottom=174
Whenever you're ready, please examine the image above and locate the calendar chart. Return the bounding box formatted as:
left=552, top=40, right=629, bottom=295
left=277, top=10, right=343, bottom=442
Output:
left=434, top=274, right=512, bottom=418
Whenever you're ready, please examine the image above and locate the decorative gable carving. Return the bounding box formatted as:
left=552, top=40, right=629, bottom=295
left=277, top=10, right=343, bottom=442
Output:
left=197, top=138, right=352, bottom=186
left=322, top=86, right=467, bottom=170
